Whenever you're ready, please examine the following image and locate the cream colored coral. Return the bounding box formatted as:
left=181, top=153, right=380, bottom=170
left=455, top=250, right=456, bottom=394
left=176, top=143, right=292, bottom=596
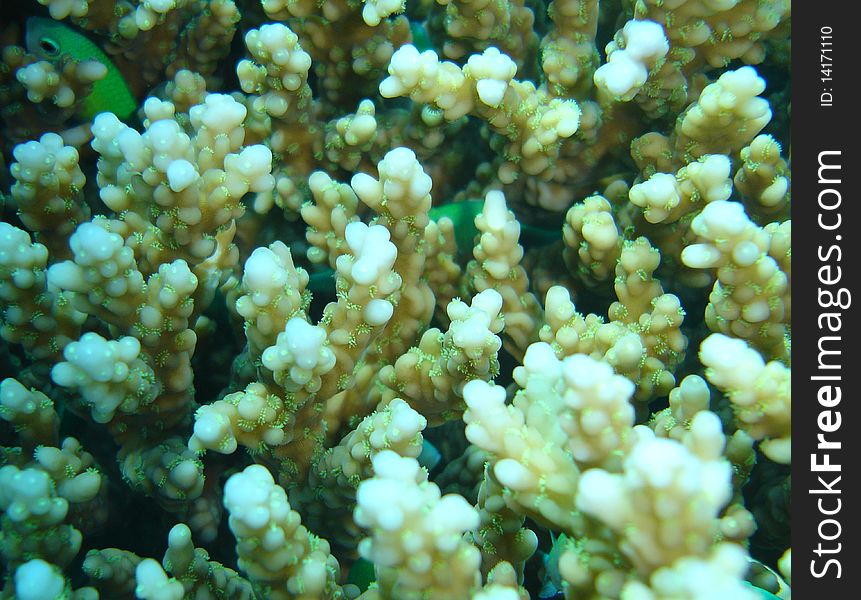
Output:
left=620, top=543, right=758, bottom=600
left=555, top=533, right=630, bottom=598
left=0, top=0, right=795, bottom=594
left=674, top=66, right=772, bottom=162
left=189, top=382, right=292, bottom=454
left=374, top=289, right=503, bottom=424
left=470, top=191, right=523, bottom=280
left=628, top=154, right=732, bottom=224
left=593, top=19, right=669, bottom=101
left=468, top=190, right=543, bottom=359
left=650, top=375, right=711, bottom=442
left=262, top=318, right=337, bottom=392
left=137, top=259, right=199, bottom=415
left=463, top=375, right=581, bottom=531
left=422, top=216, right=462, bottom=321
left=354, top=450, right=481, bottom=600
left=187, top=93, right=249, bottom=170
left=338, top=221, right=400, bottom=327
left=135, top=558, right=184, bottom=600
left=576, top=412, right=733, bottom=575
left=155, top=523, right=256, bottom=598
left=381, top=45, right=580, bottom=182
left=540, top=0, right=599, bottom=96
left=682, top=201, right=789, bottom=358
left=47, top=220, right=145, bottom=323
left=206, top=223, right=404, bottom=481
left=132, top=0, right=180, bottom=31
left=446, top=290, right=505, bottom=377
left=303, top=171, right=360, bottom=267
left=514, top=342, right=636, bottom=468
left=224, top=464, right=342, bottom=600
left=13, top=559, right=71, bottom=600
left=258, top=0, right=411, bottom=110
left=82, top=548, right=141, bottom=596
left=0, top=224, right=47, bottom=291
left=300, top=398, right=426, bottom=547
left=238, top=23, right=313, bottom=117
left=32, top=0, right=195, bottom=86
left=352, top=146, right=432, bottom=235
left=235, top=241, right=310, bottom=360
left=323, top=99, right=378, bottom=172
left=474, top=562, right=529, bottom=600
left=618, top=0, right=789, bottom=119
left=318, top=222, right=402, bottom=400
left=236, top=22, right=317, bottom=216
left=33, top=437, right=102, bottom=505
left=473, top=470, right=538, bottom=578
left=36, top=0, right=89, bottom=19
left=609, top=240, right=687, bottom=397
left=646, top=374, right=757, bottom=542
left=166, top=0, right=240, bottom=81
left=539, top=284, right=609, bottom=358
left=361, top=0, right=405, bottom=26
left=547, top=300, right=639, bottom=394
left=351, top=147, right=434, bottom=362
left=51, top=332, right=158, bottom=425
left=92, top=95, right=270, bottom=267
left=734, top=134, right=791, bottom=221
left=0, top=223, right=84, bottom=360
left=612, top=237, right=666, bottom=320
left=16, top=59, right=105, bottom=108
left=634, top=0, right=790, bottom=69
left=0, top=464, right=82, bottom=569
left=316, top=398, right=426, bottom=496
left=562, top=194, right=623, bottom=286
left=10, top=132, right=90, bottom=256
left=184, top=493, right=223, bottom=544
left=164, top=70, right=208, bottom=114
left=379, top=44, right=473, bottom=119
left=540, top=239, right=686, bottom=404
left=0, top=378, right=59, bottom=446
left=48, top=229, right=199, bottom=436
left=699, top=333, right=790, bottom=464
left=259, top=0, right=300, bottom=19
left=119, top=437, right=205, bottom=509
left=434, top=0, right=537, bottom=71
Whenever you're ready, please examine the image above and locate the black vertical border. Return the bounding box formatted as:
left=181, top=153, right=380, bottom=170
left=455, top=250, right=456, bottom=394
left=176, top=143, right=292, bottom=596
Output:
left=792, top=2, right=855, bottom=596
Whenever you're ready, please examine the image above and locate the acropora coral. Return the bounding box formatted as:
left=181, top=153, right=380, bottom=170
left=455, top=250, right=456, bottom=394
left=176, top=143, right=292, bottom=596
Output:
left=0, top=0, right=791, bottom=598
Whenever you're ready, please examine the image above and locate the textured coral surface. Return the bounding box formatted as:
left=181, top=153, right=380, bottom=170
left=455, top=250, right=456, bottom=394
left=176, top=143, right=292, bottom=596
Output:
left=0, top=0, right=791, bottom=598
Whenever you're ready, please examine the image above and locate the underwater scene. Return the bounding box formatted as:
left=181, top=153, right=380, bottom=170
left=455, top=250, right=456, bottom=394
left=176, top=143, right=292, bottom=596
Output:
left=0, top=1, right=791, bottom=598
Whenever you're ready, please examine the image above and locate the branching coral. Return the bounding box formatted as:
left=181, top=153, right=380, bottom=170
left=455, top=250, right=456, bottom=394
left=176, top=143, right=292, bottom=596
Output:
left=0, top=0, right=791, bottom=598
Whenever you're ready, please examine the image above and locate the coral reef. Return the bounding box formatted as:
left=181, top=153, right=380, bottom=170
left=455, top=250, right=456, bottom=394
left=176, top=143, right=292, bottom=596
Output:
left=0, top=0, right=791, bottom=598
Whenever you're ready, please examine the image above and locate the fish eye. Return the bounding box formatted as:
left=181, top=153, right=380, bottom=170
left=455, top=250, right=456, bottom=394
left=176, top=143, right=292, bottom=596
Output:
left=38, top=37, right=60, bottom=56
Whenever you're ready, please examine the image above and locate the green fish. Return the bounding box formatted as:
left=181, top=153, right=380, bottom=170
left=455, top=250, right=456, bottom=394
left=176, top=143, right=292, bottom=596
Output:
left=346, top=557, right=375, bottom=592
left=307, top=199, right=562, bottom=298
left=26, top=17, right=137, bottom=121
left=539, top=530, right=568, bottom=599
left=429, top=199, right=484, bottom=255
left=429, top=199, right=561, bottom=256
left=308, top=268, right=336, bottom=296
left=409, top=20, right=433, bottom=53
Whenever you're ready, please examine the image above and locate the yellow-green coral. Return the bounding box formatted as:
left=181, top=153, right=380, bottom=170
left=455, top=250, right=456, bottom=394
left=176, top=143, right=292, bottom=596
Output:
left=0, top=1, right=791, bottom=598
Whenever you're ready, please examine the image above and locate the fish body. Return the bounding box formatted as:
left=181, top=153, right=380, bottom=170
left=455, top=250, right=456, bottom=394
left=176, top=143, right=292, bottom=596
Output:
left=429, top=199, right=561, bottom=255
left=26, top=17, right=137, bottom=121
left=409, top=20, right=433, bottom=52
left=429, top=199, right=483, bottom=255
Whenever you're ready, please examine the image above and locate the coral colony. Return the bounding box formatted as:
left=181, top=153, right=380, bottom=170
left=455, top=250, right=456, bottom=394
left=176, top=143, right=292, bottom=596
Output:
left=0, top=1, right=790, bottom=599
